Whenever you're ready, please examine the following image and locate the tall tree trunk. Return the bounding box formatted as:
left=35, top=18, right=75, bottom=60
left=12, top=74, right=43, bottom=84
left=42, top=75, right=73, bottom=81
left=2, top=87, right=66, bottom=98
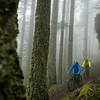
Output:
left=0, top=0, right=25, bottom=100
left=68, top=0, right=75, bottom=67
left=95, top=13, right=100, bottom=49
left=83, top=0, right=88, bottom=59
left=47, top=0, right=59, bottom=86
left=62, top=0, right=70, bottom=83
left=27, top=0, right=51, bottom=100
left=58, top=0, right=66, bottom=84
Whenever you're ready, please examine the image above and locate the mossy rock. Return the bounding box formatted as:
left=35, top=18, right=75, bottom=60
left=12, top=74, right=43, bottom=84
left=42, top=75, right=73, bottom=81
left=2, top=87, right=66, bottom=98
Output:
left=62, top=80, right=100, bottom=100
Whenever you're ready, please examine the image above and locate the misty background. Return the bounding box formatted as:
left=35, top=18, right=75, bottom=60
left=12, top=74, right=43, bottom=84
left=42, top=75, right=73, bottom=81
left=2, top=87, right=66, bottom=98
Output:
left=17, top=0, right=100, bottom=84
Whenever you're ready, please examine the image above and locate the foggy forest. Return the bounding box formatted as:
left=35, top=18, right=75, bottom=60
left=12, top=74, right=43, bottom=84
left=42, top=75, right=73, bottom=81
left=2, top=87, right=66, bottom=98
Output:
left=1, top=0, right=100, bottom=100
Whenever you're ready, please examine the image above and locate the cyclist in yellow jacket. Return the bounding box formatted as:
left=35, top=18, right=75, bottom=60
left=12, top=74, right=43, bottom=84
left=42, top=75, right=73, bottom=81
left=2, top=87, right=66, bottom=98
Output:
left=82, top=59, right=91, bottom=79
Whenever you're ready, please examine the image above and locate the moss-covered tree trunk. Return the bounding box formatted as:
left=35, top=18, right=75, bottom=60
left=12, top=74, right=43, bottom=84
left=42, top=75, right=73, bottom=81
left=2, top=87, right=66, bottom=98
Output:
left=0, top=0, right=25, bottom=100
left=26, top=0, right=51, bottom=100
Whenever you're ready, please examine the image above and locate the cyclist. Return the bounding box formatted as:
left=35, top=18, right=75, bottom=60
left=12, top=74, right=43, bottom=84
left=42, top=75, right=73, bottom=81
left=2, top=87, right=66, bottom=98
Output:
left=68, top=62, right=81, bottom=91
left=82, top=59, right=91, bottom=80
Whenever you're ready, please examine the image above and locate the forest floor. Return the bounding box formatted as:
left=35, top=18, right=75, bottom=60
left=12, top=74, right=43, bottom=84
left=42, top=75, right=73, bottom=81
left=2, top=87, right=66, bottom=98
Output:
left=49, top=79, right=94, bottom=100
left=49, top=84, right=68, bottom=100
left=49, top=62, right=100, bottom=100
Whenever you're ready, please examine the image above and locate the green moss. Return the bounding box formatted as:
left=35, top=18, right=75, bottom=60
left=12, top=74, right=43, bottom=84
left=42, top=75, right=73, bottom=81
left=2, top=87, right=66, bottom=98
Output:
left=61, top=80, right=100, bottom=100
left=0, top=0, right=26, bottom=99
left=77, top=80, right=100, bottom=100
left=26, top=0, right=51, bottom=100
left=76, top=82, right=93, bottom=100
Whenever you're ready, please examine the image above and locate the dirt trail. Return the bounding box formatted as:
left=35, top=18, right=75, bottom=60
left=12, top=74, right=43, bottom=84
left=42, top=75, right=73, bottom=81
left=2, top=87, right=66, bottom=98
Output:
left=49, top=84, right=68, bottom=100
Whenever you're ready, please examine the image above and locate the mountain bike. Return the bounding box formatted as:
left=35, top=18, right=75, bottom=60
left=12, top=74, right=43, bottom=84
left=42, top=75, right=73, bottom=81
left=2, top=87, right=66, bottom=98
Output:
left=67, top=73, right=82, bottom=92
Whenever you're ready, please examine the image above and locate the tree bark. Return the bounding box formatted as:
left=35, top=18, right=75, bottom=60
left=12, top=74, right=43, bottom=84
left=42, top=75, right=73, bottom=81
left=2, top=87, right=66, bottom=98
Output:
left=27, top=0, right=51, bottom=100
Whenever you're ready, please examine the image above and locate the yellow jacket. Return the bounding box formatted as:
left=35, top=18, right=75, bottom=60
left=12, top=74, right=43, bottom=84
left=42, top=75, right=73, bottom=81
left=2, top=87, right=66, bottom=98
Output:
left=82, top=61, right=91, bottom=68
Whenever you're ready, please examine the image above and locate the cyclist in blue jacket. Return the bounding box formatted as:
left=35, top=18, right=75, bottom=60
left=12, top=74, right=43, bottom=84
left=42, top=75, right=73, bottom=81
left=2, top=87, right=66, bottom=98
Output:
left=68, top=62, right=82, bottom=91
left=68, top=61, right=81, bottom=74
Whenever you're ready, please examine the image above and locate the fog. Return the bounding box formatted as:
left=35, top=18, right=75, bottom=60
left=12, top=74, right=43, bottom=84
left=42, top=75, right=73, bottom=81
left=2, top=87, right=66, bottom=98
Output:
left=17, top=0, right=100, bottom=84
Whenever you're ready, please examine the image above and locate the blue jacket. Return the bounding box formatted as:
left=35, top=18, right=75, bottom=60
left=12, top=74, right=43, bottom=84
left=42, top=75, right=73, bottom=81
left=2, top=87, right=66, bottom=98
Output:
left=68, top=63, right=81, bottom=74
